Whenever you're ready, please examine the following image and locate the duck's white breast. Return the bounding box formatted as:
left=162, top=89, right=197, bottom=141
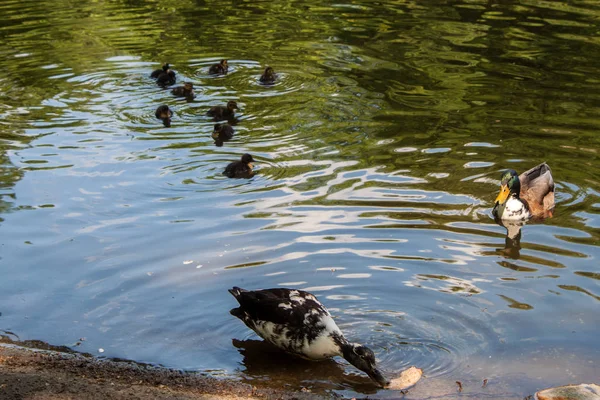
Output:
left=301, top=314, right=343, bottom=359
left=497, top=197, right=530, bottom=220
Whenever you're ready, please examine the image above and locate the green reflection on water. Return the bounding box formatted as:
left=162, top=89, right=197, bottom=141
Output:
left=1, top=0, right=600, bottom=396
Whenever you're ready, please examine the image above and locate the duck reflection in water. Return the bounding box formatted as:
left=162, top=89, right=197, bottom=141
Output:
left=232, top=339, right=381, bottom=393
left=495, top=218, right=525, bottom=259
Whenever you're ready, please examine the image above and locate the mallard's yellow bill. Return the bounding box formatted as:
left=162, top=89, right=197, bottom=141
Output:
left=495, top=184, right=510, bottom=205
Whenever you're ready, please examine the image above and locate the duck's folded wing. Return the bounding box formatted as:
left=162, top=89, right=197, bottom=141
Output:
left=519, top=163, right=554, bottom=204
left=234, top=288, right=326, bottom=327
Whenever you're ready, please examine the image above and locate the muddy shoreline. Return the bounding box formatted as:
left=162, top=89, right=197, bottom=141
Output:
left=0, top=338, right=326, bottom=400
left=3, top=337, right=595, bottom=399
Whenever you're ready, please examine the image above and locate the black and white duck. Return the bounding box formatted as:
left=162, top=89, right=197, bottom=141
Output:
left=259, top=66, right=277, bottom=84
left=207, top=100, right=238, bottom=121
left=223, top=154, right=254, bottom=178
left=492, top=163, right=555, bottom=220
left=155, top=104, right=172, bottom=127
left=209, top=59, right=228, bottom=75
left=229, top=287, right=389, bottom=387
left=171, top=82, right=195, bottom=99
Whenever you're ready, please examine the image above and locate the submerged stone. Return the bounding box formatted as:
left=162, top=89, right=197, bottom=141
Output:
left=536, top=383, right=600, bottom=400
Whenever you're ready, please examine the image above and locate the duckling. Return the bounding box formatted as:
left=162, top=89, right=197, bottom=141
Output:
left=151, top=63, right=169, bottom=79
left=212, top=123, right=234, bottom=141
left=207, top=100, right=238, bottom=121
left=229, top=287, right=389, bottom=387
left=493, top=163, right=555, bottom=220
left=209, top=59, right=228, bottom=75
left=171, top=82, right=195, bottom=98
left=259, top=66, right=277, bottom=84
left=155, top=105, right=173, bottom=127
left=157, top=69, right=176, bottom=86
left=223, top=153, right=254, bottom=178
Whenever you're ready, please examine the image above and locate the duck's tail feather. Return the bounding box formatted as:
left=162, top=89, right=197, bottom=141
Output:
left=228, top=286, right=246, bottom=300
left=521, top=162, right=553, bottom=184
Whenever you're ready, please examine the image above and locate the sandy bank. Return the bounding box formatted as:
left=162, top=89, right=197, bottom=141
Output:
left=0, top=339, right=325, bottom=400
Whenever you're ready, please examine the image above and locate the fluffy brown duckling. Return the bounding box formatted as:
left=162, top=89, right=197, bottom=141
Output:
left=155, top=105, right=173, bottom=127
left=224, top=153, right=254, bottom=178
left=151, top=63, right=170, bottom=79
left=212, top=123, right=234, bottom=141
left=171, top=82, right=195, bottom=98
left=207, top=100, right=238, bottom=121
left=157, top=69, right=176, bottom=87
left=259, top=66, right=277, bottom=84
left=209, top=59, right=228, bottom=75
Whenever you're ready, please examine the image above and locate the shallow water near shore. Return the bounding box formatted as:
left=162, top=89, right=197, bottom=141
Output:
left=1, top=0, right=599, bottom=398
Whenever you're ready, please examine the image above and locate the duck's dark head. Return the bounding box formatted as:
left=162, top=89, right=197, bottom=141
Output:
left=495, top=169, right=520, bottom=206
left=220, top=59, right=228, bottom=68
left=184, top=82, right=194, bottom=91
left=213, top=124, right=223, bottom=133
left=162, top=63, right=170, bottom=72
left=241, top=153, right=254, bottom=164
left=341, top=343, right=388, bottom=388
left=227, top=100, right=238, bottom=111
left=264, top=66, right=274, bottom=75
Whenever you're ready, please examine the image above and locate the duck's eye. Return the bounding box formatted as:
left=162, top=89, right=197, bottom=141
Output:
left=353, top=346, right=366, bottom=357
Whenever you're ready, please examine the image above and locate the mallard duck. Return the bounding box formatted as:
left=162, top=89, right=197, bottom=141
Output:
left=259, top=66, right=277, bottom=84
left=223, top=153, right=254, bottom=178
left=493, top=163, right=555, bottom=220
left=207, top=100, right=238, bottom=121
left=151, top=63, right=170, bottom=79
left=212, top=123, right=234, bottom=141
left=155, top=105, right=172, bottom=127
left=229, top=287, right=388, bottom=387
left=171, top=82, right=195, bottom=98
left=209, top=59, right=228, bottom=75
left=157, top=69, right=176, bottom=87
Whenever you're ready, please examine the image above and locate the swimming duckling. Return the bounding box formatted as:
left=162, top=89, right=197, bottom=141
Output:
left=171, top=82, right=195, bottom=98
left=492, top=163, right=555, bottom=220
left=229, top=287, right=388, bottom=387
left=259, top=66, right=277, bottom=84
left=212, top=123, right=234, bottom=141
left=151, top=63, right=169, bottom=79
left=155, top=105, right=173, bottom=127
left=209, top=59, right=228, bottom=75
left=223, top=153, right=254, bottom=178
left=157, top=69, right=176, bottom=87
left=207, top=100, right=238, bottom=121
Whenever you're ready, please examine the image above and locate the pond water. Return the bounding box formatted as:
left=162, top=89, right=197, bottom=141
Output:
left=1, top=0, right=599, bottom=398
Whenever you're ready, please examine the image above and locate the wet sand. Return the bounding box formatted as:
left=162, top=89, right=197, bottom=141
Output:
left=0, top=339, right=324, bottom=400
left=3, top=337, right=584, bottom=399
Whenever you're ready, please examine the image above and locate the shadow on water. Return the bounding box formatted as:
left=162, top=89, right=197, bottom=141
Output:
left=232, top=339, right=378, bottom=393
left=0, top=0, right=600, bottom=398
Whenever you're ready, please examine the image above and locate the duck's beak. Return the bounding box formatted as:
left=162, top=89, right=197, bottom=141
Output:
left=367, top=367, right=389, bottom=388
left=495, top=184, right=510, bottom=205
